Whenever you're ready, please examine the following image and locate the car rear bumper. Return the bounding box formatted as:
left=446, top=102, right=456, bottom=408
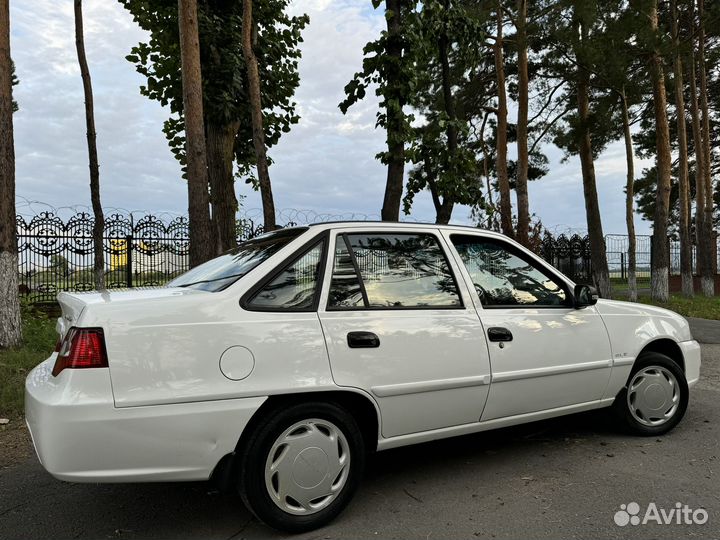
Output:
left=25, top=356, right=266, bottom=483
left=680, top=340, right=702, bottom=388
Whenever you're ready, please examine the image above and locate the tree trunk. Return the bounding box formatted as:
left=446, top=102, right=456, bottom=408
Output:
left=74, top=0, right=105, bottom=290
left=436, top=203, right=454, bottom=225
left=515, top=0, right=530, bottom=247
left=576, top=19, right=610, bottom=299
left=479, top=113, right=495, bottom=229
left=688, top=35, right=707, bottom=299
left=620, top=88, right=637, bottom=302
left=697, top=0, right=714, bottom=297
left=648, top=1, right=672, bottom=302
left=0, top=0, right=21, bottom=348
left=381, top=0, right=405, bottom=222
left=434, top=195, right=454, bottom=225
left=494, top=1, right=513, bottom=238
left=436, top=0, right=456, bottom=226
left=671, top=0, right=693, bottom=297
left=427, top=176, right=455, bottom=225
left=178, top=0, right=213, bottom=267
left=242, top=0, right=276, bottom=231
left=207, top=119, right=240, bottom=253
left=577, top=78, right=611, bottom=299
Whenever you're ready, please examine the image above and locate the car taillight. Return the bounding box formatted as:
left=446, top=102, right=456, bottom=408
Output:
left=54, top=336, right=62, bottom=352
left=52, top=328, right=109, bottom=377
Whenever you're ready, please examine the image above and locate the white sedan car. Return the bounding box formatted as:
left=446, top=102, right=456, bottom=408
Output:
left=26, top=222, right=701, bottom=532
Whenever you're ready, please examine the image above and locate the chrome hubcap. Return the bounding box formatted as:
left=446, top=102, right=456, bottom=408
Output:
left=627, top=366, right=680, bottom=426
left=265, top=419, right=350, bottom=515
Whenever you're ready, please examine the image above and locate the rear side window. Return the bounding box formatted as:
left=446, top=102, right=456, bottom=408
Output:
left=328, top=233, right=461, bottom=309
left=168, top=228, right=307, bottom=292
left=246, top=241, right=325, bottom=310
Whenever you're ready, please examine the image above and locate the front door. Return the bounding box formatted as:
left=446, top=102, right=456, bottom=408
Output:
left=318, top=229, right=492, bottom=438
left=444, top=232, right=613, bottom=421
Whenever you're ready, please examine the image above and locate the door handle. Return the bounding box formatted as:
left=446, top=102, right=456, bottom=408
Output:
left=347, top=331, right=380, bottom=349
left=487, top=327, right=513, bottom=342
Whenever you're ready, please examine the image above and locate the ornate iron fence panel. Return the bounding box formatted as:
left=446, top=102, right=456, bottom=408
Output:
left=605, top=234, right=652, bottom=283
left=540, top=233, right=593, bottom=283
left=17, top=212, right=270, bottom=304
left=15, top=210, right=718, bottom=305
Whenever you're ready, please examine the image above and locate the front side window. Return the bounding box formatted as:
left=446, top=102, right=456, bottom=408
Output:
left=451, top=235, right=568, bottom=307
left=328, top=233, right=461, bottom=309
left=247, top=241, right=325, bottom=310
left=168, top=228, right=307, bottom=292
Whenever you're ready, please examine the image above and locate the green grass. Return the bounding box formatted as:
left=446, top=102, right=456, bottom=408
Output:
left=636, top=294, right=720, bottom=320
left=0, top=309, right=57, bottom=419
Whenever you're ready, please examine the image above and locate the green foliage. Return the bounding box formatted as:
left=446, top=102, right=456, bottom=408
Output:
left=0, top=310, right=57, bottom=418
left=535, top=0, right=646, bottom=161
left=403, top=0, right=491, bottom=215
left=404, top=0, right=554, bottom=222
left=339, top=1, right=418, bottom=166
left=11, top=60, right=18, bottom=113
left=49, top=255, right=70, bottom=277
left=629, top=0, right=719, bottom=230
left=634, top=164, right=720, bottom=232
left=119, top=0, right=308, bottom=182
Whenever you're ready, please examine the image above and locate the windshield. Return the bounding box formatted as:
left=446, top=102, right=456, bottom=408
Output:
left=167, top=228, right=308, bottom=292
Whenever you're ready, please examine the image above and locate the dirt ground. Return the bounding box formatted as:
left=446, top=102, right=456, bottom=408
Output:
left=0, top=421, right=32, bottom=469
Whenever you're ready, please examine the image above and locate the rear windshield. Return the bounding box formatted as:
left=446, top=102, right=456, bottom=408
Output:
left=168, top=228, right=308, bottom=292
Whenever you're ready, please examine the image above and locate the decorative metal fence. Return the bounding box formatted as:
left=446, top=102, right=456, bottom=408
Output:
left=16, top=211, right=270, bottom=304
left=540, top=233, right=593, bottom=283
left=605, top=234, right=652, bottom=285
left=14, top=208, right=720, bottom=304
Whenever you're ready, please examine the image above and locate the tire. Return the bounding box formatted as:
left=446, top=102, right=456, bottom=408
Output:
left=612, top=351, right=689, bottom=436
left=238, top=401, right=365, bottom=533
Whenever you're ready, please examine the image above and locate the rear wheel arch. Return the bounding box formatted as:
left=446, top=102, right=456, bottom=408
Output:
left=211, top=390, right=380, bottom=492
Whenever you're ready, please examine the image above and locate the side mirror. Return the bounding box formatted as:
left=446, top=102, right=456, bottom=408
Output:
left=573, top=284, right=598, bottom=309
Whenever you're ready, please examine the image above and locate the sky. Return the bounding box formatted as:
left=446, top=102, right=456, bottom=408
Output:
left=10, top=0, right=655, bottom=235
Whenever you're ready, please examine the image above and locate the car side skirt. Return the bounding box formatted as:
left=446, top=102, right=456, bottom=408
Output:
left=376, top=398, right=615, bottom=451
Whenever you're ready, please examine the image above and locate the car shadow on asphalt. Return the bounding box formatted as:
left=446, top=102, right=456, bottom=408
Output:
left=49, top=409, right=619, bottom=539
left=367, top=408, right=618, bottom=480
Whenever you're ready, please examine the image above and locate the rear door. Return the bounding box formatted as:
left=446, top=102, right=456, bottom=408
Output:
left=317, top=228, right=492, bottom=438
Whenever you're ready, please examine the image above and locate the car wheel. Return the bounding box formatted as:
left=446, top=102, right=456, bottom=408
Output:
left=238, top=401, right=365, bottom=533
left=612, top=351, right=688, bottom=436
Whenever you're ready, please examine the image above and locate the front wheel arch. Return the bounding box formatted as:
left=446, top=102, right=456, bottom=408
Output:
left=612, top=350, right=689, bottom=436
left=636, top=338, right=685, bottom=373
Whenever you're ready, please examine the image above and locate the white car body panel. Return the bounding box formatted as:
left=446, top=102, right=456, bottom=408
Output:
left=320, top=309, right=492, bottom=437
left=318, top=227, right=492, bottom=438
left=476, top=306, right=613, bottom=420
left=25, top=222, right=701, bottom=484
left=26, top=356, right=265, bottom=482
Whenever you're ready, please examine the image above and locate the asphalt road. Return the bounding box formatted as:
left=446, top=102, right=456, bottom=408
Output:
left=2, top=323, right=719, bottom=539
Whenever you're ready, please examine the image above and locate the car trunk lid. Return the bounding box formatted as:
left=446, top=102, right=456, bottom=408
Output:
left=56, top=287, right=203, bottom=338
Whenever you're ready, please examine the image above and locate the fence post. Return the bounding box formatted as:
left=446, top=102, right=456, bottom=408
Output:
left=621, top=252, right=625, bottom=280
left=125, top=234, right=133, bottom=288
left=650, top=239, right=654, bottom=275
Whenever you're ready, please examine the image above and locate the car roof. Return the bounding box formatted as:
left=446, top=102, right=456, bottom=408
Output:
left=300, top=220, right=508, bottom=239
